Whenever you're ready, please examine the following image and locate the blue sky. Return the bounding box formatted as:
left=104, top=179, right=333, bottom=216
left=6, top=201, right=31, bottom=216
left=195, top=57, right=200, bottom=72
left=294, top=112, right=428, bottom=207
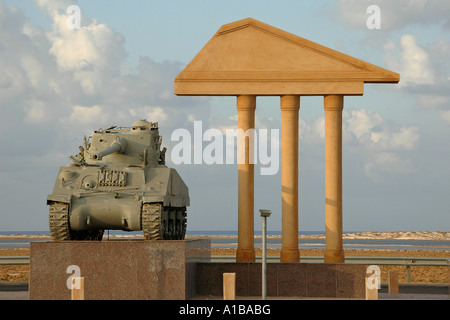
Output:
left=0, top=0, right=449, bottom=232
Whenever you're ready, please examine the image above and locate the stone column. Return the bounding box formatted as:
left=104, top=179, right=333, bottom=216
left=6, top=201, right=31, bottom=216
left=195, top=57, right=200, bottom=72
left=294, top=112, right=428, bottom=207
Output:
left=324, top=95, right=345, bottom=263
left=236, top=95, right=256, bottom=262
left=280, top=95, right=300, bottom=263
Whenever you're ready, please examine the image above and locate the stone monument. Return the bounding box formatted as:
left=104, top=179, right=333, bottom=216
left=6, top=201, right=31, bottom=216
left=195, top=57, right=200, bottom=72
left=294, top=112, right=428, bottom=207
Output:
left=175, top=17, right=399, bottom=263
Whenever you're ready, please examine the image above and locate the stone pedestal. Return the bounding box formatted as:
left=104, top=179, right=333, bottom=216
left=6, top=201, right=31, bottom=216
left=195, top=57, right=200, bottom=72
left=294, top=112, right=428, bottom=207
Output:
left=29, top=240, right=210, bottom=300
left=196, top=262, right=365, bottom=298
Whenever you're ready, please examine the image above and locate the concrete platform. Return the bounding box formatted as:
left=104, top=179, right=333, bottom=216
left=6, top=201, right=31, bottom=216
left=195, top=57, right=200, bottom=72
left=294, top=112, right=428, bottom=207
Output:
left=29, top=240, right=210, bottom=300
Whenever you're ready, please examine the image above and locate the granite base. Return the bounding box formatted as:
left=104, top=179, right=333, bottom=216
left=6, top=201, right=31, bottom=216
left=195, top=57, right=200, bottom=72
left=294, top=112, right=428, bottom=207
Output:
left=29, top=240, right=210, bottom=300
left=196, top=262, right=366, bottom=298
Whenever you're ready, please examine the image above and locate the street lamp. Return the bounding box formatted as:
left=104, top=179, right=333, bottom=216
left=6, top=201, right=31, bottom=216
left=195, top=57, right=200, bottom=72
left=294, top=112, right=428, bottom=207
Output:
left=260, top=209, right=271, bottom=300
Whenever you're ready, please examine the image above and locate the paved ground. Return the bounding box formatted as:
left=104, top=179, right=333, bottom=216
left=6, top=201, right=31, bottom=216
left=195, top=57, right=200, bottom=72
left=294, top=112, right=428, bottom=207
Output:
left=0, top=291, right=28, bottom=300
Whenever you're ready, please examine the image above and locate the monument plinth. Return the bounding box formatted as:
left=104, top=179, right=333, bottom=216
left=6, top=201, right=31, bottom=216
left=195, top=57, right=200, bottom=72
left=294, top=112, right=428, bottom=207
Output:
left=29, top=240, right=210, bottom=300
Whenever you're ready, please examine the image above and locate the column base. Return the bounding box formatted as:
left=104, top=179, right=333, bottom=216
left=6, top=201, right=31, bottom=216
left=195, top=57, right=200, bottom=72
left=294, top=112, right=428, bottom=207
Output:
left=324, top=249, right=345, bottom=263
left=280, top=248, right=300, bottom=263
left=236, top=248, right=255, bottom=262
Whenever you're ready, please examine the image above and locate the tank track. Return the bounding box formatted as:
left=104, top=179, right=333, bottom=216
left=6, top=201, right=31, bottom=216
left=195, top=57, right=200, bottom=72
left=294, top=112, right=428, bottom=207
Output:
left=49, top=202, right=71, bottom=241
left=142, top=203, right=186, bottom=240
left=49, top=202, right=104, bottom=241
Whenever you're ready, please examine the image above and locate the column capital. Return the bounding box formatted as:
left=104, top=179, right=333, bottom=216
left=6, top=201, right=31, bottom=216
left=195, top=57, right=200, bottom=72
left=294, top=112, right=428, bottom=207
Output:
left=324, top=95, right=344, bottom=111
left=237, top=95, right=256, bottom=110
left=280, top=95, right=300, bottom=111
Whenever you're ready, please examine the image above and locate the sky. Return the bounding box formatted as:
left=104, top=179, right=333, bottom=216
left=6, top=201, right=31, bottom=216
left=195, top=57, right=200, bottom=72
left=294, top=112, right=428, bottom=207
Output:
left=0, top=0, right=449, bottom=232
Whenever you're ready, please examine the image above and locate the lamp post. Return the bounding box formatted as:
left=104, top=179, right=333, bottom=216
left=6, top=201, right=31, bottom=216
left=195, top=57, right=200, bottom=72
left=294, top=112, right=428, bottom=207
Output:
left=260, top=209, right=271, bottom=300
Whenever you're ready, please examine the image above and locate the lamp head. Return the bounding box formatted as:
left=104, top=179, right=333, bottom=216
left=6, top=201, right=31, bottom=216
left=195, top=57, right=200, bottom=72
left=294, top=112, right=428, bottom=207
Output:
left=259, top=209, right=272, bottom=217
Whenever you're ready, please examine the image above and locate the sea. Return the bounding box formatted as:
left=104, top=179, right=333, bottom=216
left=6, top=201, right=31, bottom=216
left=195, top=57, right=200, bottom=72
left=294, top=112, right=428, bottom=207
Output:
left=1, top=230, right=449, bottom=251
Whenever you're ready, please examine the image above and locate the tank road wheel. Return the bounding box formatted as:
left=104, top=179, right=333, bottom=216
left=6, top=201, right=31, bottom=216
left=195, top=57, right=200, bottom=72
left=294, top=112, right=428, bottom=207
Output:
left=163, top=209, right=171, bottom=239
left=180, top=207, right=187, bottom=239
left=142, top=204, right=187, bottom=240
left=175, top=207, right=187, bottom=240
left=49, top=202, right=71, bottom=241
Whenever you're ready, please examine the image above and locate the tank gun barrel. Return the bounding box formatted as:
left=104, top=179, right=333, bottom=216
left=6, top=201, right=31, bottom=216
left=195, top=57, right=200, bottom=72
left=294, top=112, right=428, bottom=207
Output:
left=93, top=138, right=127, bottom=160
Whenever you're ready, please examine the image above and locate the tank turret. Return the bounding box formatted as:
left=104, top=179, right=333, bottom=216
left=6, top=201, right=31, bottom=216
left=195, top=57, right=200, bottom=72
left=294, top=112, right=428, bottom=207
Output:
left=47, top=120, right=189, bottom=241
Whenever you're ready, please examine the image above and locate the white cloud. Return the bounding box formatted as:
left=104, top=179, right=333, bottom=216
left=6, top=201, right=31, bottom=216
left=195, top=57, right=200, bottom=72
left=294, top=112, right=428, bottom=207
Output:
left=66, top=105, right=104, bottom=125
left=299, top=109, right=420, bottom=181
left=335, top=1, right=450, bottom=126
left=303, top=109, right=420, bottom=153
left=299, top=117, right=325, bottom=143
left=33, top=0, right=128, bottom=98
left=385, top=35, right=436, bottom=88
left=345, top=109, right=420, bottom=151
left=390, top=126, right=420, bottom=151
left=384, top=35, right=450, bottom=125
left=0, top=0, right=213, bottom=167
left=129, top=106, right=169, bottom=126
left=441, top=110, right=450, bottom=125
left=398, top=35, right=435, bottom=87
left=417, top=95, right=449, bottom=109
left=364, top=152, right=414, bottom=183
left=344, top=109, right=420, bottom=181
left=346, top=109, right=383, bottom=140
left=25, top=99, right=48, bottom=123
left=49, top=21, right=127, bottom=74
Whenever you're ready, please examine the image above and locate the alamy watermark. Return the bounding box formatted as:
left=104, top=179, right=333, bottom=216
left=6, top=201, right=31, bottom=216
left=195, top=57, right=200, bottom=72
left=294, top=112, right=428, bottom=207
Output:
left=366, top=5, right=381, bottom=30
left=170, top=121, right=279, bottom=176
left=66, top=265, right=81, bottom=290
left=67, top=5, right=81, bottom=30
left=366, top=265, right=381, bottom=290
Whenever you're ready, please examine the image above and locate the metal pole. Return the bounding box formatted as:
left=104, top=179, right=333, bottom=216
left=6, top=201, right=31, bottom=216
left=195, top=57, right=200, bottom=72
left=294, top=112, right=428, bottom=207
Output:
left=262, top=215, right=267, bottom=300
left=260, top=209, right=271, bottom=300
left=406, top=266, right=410, bottom=283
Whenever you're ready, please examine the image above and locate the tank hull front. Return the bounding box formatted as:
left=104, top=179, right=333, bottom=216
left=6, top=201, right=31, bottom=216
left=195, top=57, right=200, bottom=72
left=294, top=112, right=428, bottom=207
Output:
left=69, top=195, right=142, bottom=231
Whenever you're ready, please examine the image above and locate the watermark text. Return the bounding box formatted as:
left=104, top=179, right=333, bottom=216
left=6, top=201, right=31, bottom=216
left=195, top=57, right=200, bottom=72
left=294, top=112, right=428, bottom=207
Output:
left=170, top=121, right=279, bottom=176
left=366, top=5, right=381, bottom=30
left=67, top=5, right=81, bottom=30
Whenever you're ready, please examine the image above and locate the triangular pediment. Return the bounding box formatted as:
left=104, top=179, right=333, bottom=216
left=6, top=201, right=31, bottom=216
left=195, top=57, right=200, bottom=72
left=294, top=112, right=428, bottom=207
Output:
left=175, top=18, right=399, bottom=96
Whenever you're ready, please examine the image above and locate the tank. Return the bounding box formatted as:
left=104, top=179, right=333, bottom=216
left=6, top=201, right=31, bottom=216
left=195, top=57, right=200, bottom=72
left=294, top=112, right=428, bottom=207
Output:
left=47, top=120, right=189, bottom=241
